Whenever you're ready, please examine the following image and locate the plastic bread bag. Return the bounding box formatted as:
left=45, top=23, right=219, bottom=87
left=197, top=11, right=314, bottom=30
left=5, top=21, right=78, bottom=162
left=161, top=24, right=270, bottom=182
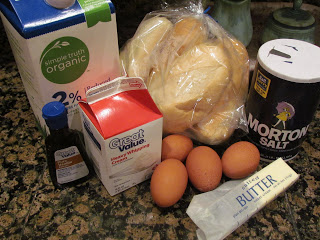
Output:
left=120, top=0, right=250, bottom=145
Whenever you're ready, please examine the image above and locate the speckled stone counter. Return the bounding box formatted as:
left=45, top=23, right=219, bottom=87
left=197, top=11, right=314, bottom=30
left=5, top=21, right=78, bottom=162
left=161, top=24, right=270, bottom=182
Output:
left=1, top=2, right=320, bottom=240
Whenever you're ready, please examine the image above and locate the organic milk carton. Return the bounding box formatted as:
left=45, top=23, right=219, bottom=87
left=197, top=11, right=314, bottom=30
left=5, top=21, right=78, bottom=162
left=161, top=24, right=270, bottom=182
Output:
left=0, top=0, right=121, bottom=133
left=78, top=77, right=163, bottom=196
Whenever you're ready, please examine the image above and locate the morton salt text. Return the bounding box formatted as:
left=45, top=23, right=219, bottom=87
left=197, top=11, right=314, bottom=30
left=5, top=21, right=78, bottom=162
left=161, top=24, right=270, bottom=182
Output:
left=248, top=113, right=309, bottom=149
left=109, top=129, right=145, bottom=152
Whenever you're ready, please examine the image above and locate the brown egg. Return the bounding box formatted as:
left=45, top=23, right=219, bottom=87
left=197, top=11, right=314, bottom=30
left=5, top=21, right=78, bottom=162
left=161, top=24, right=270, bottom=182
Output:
left=186, top=146, right=222, bottom=192
left=161, top=134, right=193, bottom=162
left=150, top=158, right=188, bottom=207
left=222, top=141, right=260, bottom=179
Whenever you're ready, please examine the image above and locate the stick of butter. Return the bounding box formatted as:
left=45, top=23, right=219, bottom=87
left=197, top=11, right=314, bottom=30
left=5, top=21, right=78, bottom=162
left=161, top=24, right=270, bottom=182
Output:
left=186, top=158, right=299, bottom=240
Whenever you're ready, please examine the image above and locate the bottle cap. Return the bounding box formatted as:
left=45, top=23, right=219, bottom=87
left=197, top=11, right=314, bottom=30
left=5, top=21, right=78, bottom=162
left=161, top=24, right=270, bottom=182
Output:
left=42, top=101, right=68, bottom=130
left=45, top=0, right=75, bottom=9
left=257, top=38, right=320, bottom=83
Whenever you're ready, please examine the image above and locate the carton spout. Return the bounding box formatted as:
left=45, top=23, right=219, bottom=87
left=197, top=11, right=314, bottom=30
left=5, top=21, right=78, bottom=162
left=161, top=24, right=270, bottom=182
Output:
left=45, top=0, right=75, bottom=9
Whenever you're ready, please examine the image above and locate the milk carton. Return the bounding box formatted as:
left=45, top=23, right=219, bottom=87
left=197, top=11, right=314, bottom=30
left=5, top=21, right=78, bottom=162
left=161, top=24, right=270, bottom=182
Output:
left=0, top=0, right=121, bottom=133
left=78, top=77, right=163, bottom=196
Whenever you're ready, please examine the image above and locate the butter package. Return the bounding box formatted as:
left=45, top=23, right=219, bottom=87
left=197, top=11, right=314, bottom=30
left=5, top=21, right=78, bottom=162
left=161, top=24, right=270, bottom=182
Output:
left=187, top=158, right=299, bottom=240
left=78, top=77, right=163, bottom=196
left=0, top=0, right=121, bottom=133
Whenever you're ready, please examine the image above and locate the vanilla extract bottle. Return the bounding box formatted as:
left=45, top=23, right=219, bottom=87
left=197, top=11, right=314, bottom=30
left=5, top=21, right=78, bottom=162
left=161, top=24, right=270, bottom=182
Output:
left=42, top=101, right=94, bottom=188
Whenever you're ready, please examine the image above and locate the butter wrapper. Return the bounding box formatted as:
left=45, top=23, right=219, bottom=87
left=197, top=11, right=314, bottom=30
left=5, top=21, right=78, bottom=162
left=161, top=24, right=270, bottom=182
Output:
left=186, top=158, right=299, bottom=240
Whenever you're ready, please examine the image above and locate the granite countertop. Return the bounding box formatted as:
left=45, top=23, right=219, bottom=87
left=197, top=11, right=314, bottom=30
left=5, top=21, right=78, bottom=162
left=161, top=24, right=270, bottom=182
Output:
left=1, top=2, right=320, bottom=240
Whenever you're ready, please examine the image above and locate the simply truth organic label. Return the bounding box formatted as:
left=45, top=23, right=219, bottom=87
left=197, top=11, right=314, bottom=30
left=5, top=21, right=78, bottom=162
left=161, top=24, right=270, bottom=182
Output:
left=40, top=36, right=90, bottom=84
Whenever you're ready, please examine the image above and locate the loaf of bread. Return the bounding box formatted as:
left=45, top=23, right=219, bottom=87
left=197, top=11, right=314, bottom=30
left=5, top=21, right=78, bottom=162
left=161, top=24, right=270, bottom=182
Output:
left=120, top=13, right=249, bottom=145
left=150, top=41, right=231, bottom=133
left=120, top=16, right=173, bottom=80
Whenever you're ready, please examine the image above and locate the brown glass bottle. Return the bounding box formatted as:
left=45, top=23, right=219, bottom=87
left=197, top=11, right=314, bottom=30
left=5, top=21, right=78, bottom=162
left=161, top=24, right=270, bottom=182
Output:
left=42, top=101, right=94, bottom=189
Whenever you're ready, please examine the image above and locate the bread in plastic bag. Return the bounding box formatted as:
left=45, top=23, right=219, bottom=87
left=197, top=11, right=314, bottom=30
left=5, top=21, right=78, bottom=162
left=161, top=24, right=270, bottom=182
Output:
left=120, top=2, right=249, bottom=145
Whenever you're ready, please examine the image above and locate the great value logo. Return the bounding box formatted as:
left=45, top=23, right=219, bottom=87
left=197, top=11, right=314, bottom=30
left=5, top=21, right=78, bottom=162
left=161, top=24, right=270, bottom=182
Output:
left=40, top=36, right=89, bottom=84
left=55, top=146, right=77, bottom=158
left=109, top=129, right=145, bottom=152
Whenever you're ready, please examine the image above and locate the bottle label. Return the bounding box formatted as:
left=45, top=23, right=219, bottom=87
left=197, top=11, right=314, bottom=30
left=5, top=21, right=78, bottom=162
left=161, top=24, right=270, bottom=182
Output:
left=246, top=62, right=320, bottom=161
left=54, top=146, right=89, bottom=184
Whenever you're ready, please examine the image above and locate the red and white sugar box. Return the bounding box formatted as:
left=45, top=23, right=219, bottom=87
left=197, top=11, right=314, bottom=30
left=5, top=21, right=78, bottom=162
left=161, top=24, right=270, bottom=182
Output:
left=78, top=77, right=163, bottom=196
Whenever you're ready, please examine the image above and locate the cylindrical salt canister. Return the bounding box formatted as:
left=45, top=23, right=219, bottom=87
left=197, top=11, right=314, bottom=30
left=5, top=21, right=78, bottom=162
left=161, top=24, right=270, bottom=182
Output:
left=246, top=39, right=320, bottom=162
